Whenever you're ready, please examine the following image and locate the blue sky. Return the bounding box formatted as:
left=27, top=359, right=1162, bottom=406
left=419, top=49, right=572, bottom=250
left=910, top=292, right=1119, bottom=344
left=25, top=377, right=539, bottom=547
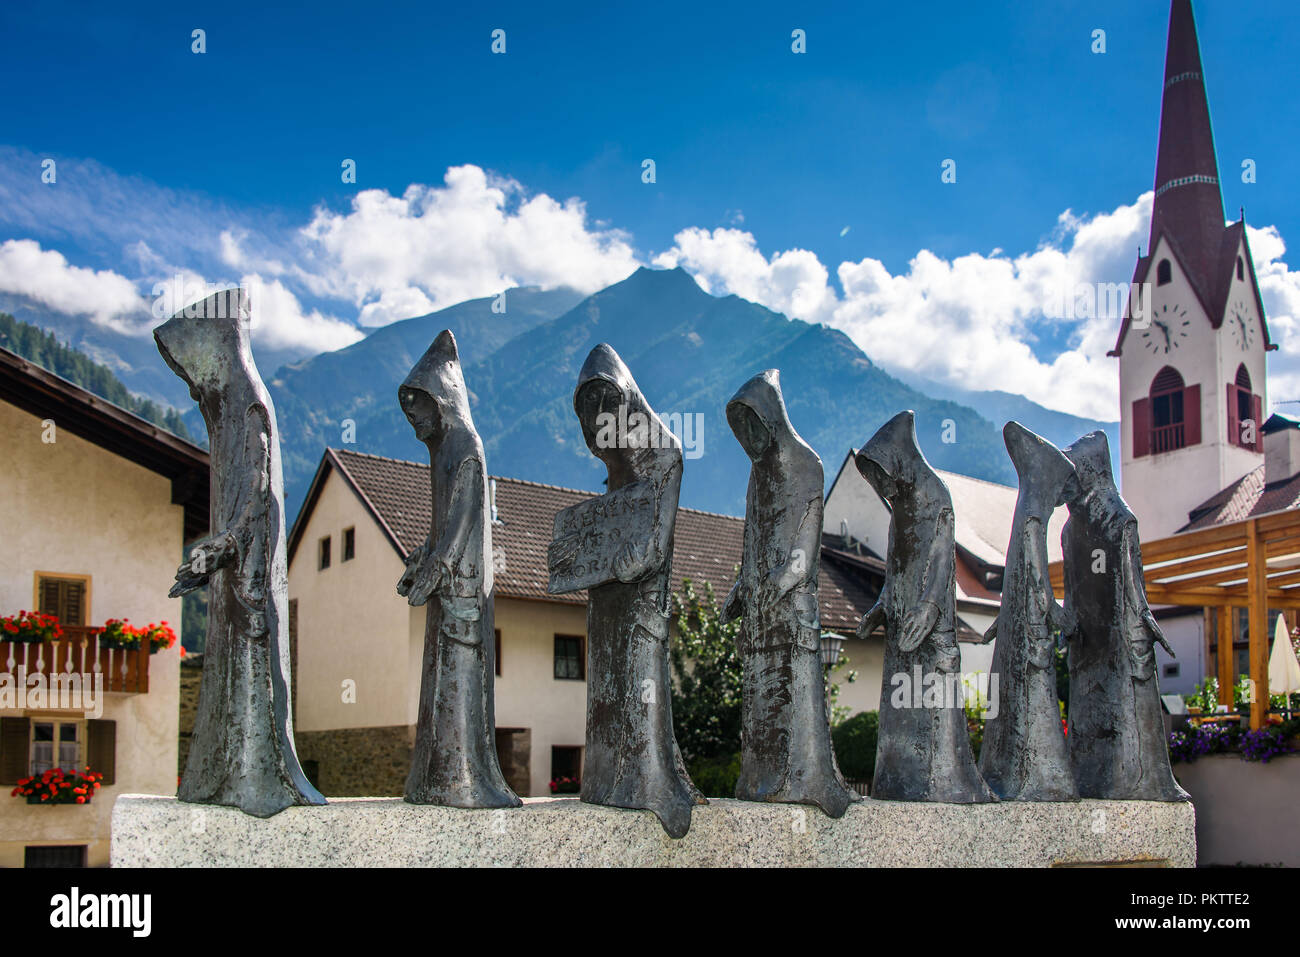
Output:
left=1, top=0, right=1298, bottom=419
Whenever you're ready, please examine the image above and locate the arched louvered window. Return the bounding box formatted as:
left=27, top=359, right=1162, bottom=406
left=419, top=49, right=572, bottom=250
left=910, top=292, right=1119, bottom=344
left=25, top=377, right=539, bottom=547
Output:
left=1157, top=259, right=1173, bottom=286
left=1152, top=366, right=1184, bottom=394
left=1237, top=256, right=1245, bottom=281
left=1133, top=365, right=1200, bottom=457
left=1228, top=363, right=1262, bottom=452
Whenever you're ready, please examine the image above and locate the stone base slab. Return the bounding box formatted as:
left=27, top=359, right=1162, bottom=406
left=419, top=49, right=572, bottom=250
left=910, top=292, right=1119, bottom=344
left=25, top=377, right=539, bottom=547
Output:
left=112, top=794, right=1196, bottom=867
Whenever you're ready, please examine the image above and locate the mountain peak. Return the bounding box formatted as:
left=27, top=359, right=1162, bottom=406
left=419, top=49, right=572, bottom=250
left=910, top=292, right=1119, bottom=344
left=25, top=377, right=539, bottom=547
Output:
left=626, top=264, right=702, bottom=288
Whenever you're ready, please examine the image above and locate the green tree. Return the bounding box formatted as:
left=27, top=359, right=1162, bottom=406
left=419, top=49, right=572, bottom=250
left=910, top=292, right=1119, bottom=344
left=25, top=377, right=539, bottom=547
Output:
left=182, top=590, right=207, bottom=654
left=0, top=312, right=196, bottom=442
left=669, top=578, right=743, bottom=765
left=831, top=710, right=878, bottom=782
left=669, top=576, right=857, bottom=798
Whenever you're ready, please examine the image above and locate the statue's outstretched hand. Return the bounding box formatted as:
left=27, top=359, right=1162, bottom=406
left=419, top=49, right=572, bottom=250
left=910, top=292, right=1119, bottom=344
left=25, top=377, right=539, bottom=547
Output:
left=722, top=581, right=744, bottom=623
left=857, top=600, right=886, bottom=640
left=169, top=533, right=234, bottom=598
left=900, top=600, right=939, bottom=652
left=1143, top=610, right=1175, bottom=658
left=613, top=540, right=655, bottom=583
left=1049, top=599, right=1077, bottom=639
left=406, top=556, right=446, bottom=607
left=397, top=542, right=429, bottom=598
left=981, top=617, right=999, bottom=645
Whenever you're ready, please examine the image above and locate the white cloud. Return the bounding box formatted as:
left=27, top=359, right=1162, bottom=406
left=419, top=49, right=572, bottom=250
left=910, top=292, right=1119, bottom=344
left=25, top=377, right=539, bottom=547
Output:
left=300, top=164, right=641, bottom=326
left=655, top=195, right=1160, bottom=421
left=0, top=239, right=148, bottom=333
left=238, top=275, right=363, bottom=353
left=2, top=147, right=1297, bottom=418
left=654, top=228, right=839, bottom=325
left=1248, top=224, right=1300, bottom=411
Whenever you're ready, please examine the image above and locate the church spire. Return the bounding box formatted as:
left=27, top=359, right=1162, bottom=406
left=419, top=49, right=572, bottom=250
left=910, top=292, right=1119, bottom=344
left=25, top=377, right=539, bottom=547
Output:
left=1150, top=0, right=1225, bottom=284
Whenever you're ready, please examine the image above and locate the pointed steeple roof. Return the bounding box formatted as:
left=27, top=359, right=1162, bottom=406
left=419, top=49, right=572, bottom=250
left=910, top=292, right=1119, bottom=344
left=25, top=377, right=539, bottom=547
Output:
left=1149, top=0, right=1225, bottom=284
left=1111, top=0, right=1274, bottom=356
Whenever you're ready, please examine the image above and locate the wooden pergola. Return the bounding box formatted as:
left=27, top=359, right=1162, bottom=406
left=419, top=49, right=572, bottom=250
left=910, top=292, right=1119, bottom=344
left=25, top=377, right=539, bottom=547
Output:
left=1048, top=508, right=1300, bottom=729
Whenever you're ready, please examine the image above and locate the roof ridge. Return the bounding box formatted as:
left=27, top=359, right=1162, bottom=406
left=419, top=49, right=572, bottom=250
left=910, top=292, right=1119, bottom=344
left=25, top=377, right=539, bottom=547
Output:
left=935, top=467, right=1015, bottom=493
left=0, top=344, right=207, bottom=454
left=329, top=446, right=426, bottom=467
left=326, top=448, right=411, bottom=557
left=328, top=446, right=747, bottom=519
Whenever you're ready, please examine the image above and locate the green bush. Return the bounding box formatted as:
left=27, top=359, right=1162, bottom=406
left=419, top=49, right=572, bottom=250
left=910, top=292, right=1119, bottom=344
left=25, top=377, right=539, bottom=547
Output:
left=832, top=710, right=878, bottom=782
left=688, top=752, right=742, bottom=798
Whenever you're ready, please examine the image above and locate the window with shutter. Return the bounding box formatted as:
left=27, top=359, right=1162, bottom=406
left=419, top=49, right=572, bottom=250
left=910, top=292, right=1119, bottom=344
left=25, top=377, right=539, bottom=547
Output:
left=1133, top=397, right=1152, bottom=457
left=87, top=719, right=116, bottom=786
left=1227, top=383, right=1240, bottom=446
left=0, top=717, right=30, bottom=784
left=28, top=720, right=83, bottom=775
left=1149, top=367, right=1188, bottom=453
left=36, top=576, right=88, bottom=626
left=553, top=635, right=584, bottom=680
left=1183, top=384, right=1202, bottom=446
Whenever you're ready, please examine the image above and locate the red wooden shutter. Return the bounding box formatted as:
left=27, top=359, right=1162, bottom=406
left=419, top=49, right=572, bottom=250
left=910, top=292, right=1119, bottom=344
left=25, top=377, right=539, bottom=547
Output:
left=1227, top=384, right=1240, bottom=447
left=87, top=719, right=116, bottom=785
left=1184, top=384, right=1201, bottom=446
left=1253, top=394, right=1264, bottom=452
left=1133, top=397, right=1152, bottom=457
left=0, top=717, right=30, bottom=784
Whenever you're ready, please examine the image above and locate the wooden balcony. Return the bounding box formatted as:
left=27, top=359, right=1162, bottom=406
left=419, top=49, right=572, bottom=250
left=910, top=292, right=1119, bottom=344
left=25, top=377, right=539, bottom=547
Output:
left=1, top=625, right=151, bottom=694
left=1152, top=422, right=1185, bottom=453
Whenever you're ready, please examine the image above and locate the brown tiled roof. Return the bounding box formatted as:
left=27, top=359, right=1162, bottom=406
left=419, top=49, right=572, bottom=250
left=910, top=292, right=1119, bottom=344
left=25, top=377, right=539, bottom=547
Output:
left=314, top=448, right=881, bottom=633
left=1181, top=464, right=1300, bottom=531
left=821, top=535, right=987, bottom=642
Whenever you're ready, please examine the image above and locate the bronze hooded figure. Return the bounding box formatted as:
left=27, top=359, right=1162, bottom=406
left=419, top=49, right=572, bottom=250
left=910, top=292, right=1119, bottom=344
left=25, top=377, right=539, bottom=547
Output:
left=155, top=288, right=325, bottom=817
left=722, top=370, right=858, bottom=817
left=979, top=421, right=1079, bottom=802
left=550, top=343, right=704, bottom=838
left=855, top=411, right=995, bottom=803
left=1061, top=431, right=1188, bottom=801
left=398, top=329, right=520, bottom=808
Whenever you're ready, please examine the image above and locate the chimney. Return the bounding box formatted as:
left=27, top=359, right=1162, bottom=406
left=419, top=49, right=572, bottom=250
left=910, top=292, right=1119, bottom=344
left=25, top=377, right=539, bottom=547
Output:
left=1263, top=415, right=1300, bottom=485
left=489, top=478, right=502, bottom=524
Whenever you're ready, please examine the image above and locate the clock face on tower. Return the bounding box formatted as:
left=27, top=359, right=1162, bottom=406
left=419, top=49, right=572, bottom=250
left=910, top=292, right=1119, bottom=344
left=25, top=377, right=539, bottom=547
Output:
left=1229, top=300, right=1255, bottom=351
left=1140, top=302, right=1191, bottom=355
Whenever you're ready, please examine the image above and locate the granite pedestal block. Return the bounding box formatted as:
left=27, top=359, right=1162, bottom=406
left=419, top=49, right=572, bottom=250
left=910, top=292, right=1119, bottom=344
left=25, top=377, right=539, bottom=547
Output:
left=112, top=794, right=1195, bottom=867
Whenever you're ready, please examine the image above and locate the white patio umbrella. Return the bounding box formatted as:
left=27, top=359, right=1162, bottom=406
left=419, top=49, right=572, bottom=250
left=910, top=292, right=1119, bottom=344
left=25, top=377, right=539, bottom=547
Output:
left=1267, top=615, right=1300, bottom=712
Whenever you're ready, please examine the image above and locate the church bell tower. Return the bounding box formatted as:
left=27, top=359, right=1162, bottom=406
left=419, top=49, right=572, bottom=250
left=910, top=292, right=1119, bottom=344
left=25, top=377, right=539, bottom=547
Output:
left=1111, top=0, right=1274, bottom=539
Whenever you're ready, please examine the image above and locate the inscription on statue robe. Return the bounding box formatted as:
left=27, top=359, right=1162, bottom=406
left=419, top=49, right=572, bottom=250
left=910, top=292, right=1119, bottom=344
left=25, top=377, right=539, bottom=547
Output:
left=547, top=481, right=656, bottom=593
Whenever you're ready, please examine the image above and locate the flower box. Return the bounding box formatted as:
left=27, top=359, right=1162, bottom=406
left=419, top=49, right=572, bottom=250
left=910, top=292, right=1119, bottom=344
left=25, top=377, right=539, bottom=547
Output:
left=0, top=610, right=63, bottom=644
left=11, top=767, right=103, bottom=805
left=99, top=619, right=178, bottom=655
left=549, top=776, right=581, bottom=794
